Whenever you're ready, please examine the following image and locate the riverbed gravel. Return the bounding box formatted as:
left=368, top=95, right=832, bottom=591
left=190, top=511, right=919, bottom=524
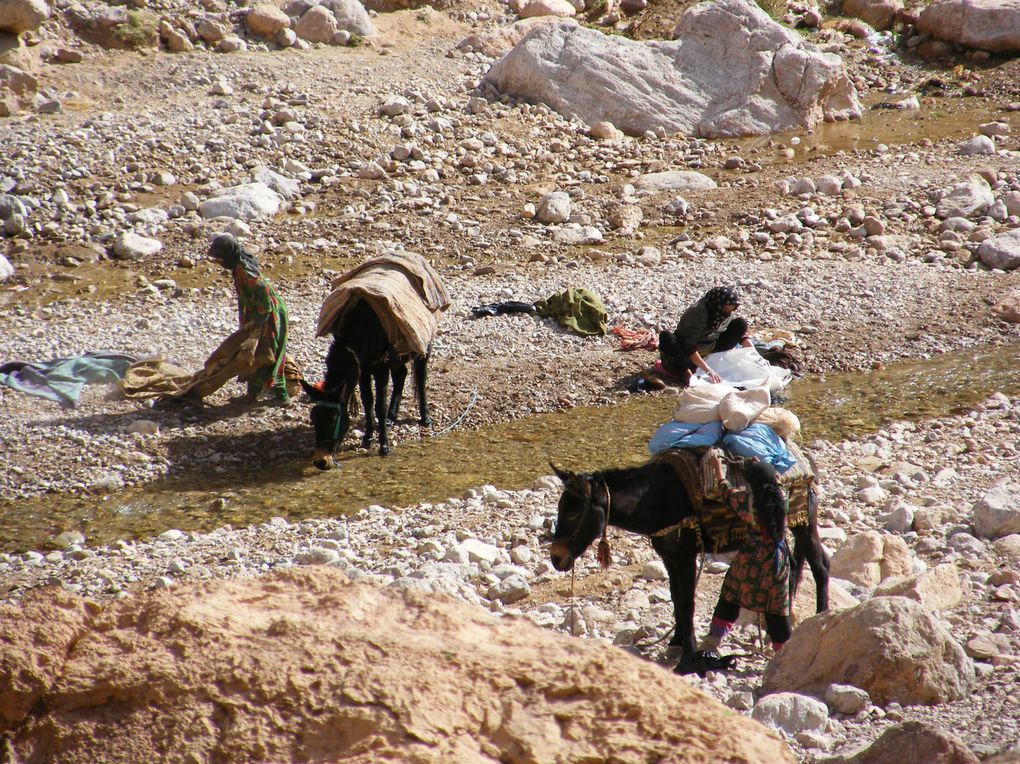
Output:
left=2, top=6, right=1019, bottom=501
left=2, top=2, right=1020, bottom=760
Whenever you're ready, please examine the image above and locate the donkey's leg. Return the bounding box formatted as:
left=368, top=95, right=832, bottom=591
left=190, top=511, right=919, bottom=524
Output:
left=654, top=531, right=699, bottom=660
left=793, top=524, right=830, bottom=613
left=791, top=525, right=808, bottom=596
left=414, top=352, right=431, bottom=427
left=387, top=362, right=407, bottom=424
left=359, top=371, right=374, bottom=449
left=374, top=367, right=391, bottom=456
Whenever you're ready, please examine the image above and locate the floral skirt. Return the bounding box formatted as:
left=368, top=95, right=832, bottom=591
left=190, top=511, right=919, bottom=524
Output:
left=719, top=537, right=792, bottom=616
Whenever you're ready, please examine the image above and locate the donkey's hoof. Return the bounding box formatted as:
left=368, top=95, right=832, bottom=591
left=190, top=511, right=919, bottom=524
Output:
left=379, top=444, right=391, bottom=456
left=664, top=644, right=685, bottom=661
left=673, top=651, right=737, bottom=678
left=420, top=416, right=432, bottom=428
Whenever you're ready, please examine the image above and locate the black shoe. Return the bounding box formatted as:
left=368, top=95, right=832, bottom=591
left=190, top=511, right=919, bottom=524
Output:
left=471, top=304, right=499, bottom=318
left=673, top=650, right=737, bottom=677
left=496, top=300, right=537, bottom=315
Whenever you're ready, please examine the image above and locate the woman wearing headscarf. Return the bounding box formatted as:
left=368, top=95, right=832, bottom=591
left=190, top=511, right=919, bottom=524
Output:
left=207, top=233, right=291, bottom=404
left=658, top=286, right=752, bottom=385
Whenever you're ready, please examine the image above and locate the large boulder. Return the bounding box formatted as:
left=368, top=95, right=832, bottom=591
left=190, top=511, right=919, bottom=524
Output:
left=198, top=182, right=283, bottom=221
left=977, top=229, right=1020, bottom=271
left=112, top=231, right=163, bottom=260
left=633, top=170, right=717, bottom=192
left=0, top=0, right=50, bottom=35
left=1, top=568, right=796, bottom=763
left=520, top=0, right=577, bottom=18
left=842, top=0, right=902, bottom=30
left=458, top=17, right=576, bottom=57
left=321, top=0, right=375, bottom=37
left=916, top=0, right=1020, bottom=53
left=294, top=4, right=338, bottom=42
left=0, top=63, right=37, bottom=96
left=829, top=530, right=912, bottom=588
left=0, top=252, right=13, bottom=282
left=873, top=564, right=964, bottom=611
left=819, top=720, right=980, bottom=764
left=252, top=165, right=301, bottom=200
left=246, top=4, right=291, bottom=38
left=0, top=588, right=90, bottom=730
left=972, top=481, right=1020, bottom=538
left=762, top=597, right=975, bottom=706
left=935, top=175, right=995, bottom=219
left=752, top=692, right=829, bottom=736
left=483, top=0, right=861, bottom=138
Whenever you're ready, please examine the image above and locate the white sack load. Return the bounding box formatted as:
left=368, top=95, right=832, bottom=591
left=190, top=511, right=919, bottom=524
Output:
left=692, top=346, right=793, bottom=394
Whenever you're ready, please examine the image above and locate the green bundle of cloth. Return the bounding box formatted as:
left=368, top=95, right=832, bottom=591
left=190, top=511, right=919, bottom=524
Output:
left=533, top=287, right=608, bottom=337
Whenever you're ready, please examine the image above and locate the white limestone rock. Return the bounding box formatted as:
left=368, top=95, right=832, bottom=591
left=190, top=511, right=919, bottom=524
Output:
left=752, top=692, right=829, bottom=736
left=198, top=182, right=283, bottom=221
left=483, top=0, right=860, bottom=138
left=112, top=231, right=163, bottom=260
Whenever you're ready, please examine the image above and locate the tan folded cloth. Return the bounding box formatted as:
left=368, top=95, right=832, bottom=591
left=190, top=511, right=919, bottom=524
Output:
left=120, top=358, right=193, bottom=400
left=121, top=322, right=266, bottom=401
left=718, top=386, right=771, bottom=432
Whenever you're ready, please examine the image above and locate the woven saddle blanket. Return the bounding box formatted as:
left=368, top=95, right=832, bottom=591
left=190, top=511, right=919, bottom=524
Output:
left=652, top=445, right=816, bottom=552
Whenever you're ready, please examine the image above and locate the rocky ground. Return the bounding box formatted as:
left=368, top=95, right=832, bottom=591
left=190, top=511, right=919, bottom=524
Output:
left=2, top=393, right=1018, bottom=761
left=2, top=0, right=1020, bottom=761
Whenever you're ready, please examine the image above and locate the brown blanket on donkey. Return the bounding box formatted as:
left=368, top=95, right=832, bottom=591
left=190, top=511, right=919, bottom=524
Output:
left=653, top=444, right=816, bottom=552
left=315, top=252, right=451, bottom=355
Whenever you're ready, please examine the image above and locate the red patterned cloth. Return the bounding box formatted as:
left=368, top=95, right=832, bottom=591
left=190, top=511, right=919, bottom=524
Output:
left=610, top=325, right=659, bottom=351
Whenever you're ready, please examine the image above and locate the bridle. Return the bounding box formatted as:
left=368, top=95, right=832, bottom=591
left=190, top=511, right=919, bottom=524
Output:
left=557, top=474, right=613, bottom=567
left=312, top=396, right=346, bottom=458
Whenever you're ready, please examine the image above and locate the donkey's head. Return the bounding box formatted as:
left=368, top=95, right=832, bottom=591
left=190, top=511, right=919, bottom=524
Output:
left=303, top=343, right=359, bottom=471
left=548, top=464, right=610, bottom=572
left=302, top=378, right=352, bottom=471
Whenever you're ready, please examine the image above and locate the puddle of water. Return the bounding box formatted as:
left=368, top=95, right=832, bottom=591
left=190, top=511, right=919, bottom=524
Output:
left=727, top=95, right=1004, bottom=161
left=1, top=340, right=1017, bottom=554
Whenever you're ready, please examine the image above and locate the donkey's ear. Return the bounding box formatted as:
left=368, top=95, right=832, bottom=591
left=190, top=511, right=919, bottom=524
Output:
left=550, top=463, right=573, bottom=483
left=301, top=379, right=324, bottom=401
left=551, top=464, right=590, bottom=497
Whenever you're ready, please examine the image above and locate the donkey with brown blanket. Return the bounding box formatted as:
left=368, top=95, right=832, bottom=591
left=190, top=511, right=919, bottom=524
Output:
left=548, top=448, right=829, bottom=670
left=302, top=252, right=449, bottom=470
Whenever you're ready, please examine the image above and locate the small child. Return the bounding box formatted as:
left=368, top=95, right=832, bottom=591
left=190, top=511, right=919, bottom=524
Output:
left=676, top=454, right=793, bottom=677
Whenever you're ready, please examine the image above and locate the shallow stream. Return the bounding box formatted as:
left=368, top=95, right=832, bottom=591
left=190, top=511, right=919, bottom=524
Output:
left=2, top=339, right=1018, bottom=553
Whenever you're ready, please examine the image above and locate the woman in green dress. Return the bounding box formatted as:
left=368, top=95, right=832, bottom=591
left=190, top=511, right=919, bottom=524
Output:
left=208, top=233, right=291, bottom=404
